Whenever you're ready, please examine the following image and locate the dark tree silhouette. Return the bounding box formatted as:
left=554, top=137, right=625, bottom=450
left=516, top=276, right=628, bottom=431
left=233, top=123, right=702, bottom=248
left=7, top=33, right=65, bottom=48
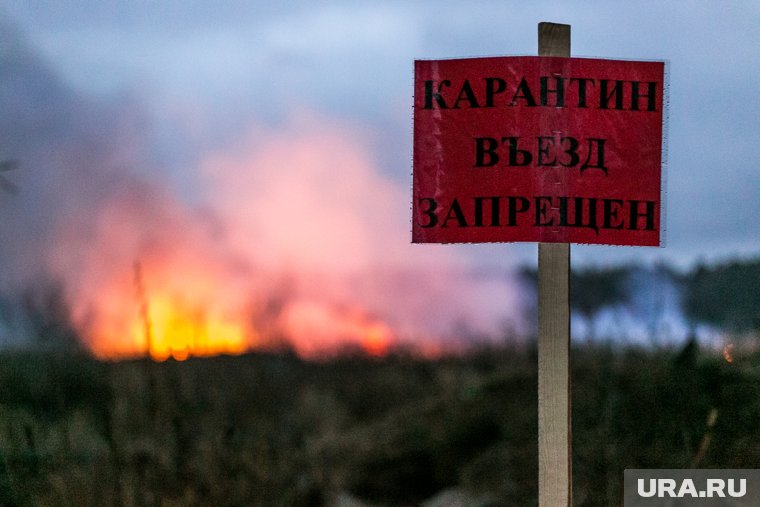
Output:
left=683, top=259, right=760, bottom=335
left=22, top=281, right=83, bottom=354
left=519, top=265, right=630, bottom=340
left=571, top=267, right=630, bottom=340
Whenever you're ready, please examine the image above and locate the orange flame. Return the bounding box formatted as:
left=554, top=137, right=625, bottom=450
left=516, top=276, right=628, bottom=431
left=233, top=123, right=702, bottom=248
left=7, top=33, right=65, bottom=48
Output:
left=135, top=293, right=248, bottom=361
left=79, top=257, right=396, bottom=361
left=280, top=299, right=394, bottom=358
left=52, top=117, right=518, bottom=361
left=722, top=343, right=735, bottom=364
left=84, top=262, right=252, bottom=361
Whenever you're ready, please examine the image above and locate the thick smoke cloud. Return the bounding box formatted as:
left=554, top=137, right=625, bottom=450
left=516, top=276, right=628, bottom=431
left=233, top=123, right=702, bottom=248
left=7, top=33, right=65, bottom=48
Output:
left=0, top=18, right=154, bottom=288
left=0, top=18, right=526, bottom=356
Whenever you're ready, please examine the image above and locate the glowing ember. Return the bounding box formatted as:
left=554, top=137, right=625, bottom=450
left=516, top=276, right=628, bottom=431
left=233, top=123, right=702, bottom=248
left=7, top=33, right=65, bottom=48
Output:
left=362, top=322, right=393, bottom=357
left=722, top=343, right=735, bottom=363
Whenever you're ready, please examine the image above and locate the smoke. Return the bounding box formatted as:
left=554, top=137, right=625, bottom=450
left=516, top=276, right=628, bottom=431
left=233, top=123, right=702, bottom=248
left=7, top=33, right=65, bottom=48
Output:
left=202, top=114, right=526, bottom=346
left=0, top=19, right=525, bottom=357
left=562, top=265, right=691, bottom=346
left=620, top=265, right=691, bottom=345
left=0, top=17, right=163, bottom=346
left=0, top=17, right=164, bottom=279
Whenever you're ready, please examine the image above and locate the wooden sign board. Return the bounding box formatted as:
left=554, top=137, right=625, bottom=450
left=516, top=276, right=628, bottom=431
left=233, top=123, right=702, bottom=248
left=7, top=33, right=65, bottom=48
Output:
left=412, top=56, right=665, bottom=246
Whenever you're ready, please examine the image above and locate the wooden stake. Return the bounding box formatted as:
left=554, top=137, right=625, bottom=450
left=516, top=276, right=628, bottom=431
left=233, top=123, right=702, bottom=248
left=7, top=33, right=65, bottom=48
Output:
left=537, top=22, right=572, bottom=507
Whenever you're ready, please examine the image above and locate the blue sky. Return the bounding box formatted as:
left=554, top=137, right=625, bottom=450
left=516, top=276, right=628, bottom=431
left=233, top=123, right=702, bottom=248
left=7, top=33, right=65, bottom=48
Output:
left=3, top=1, right=759, bottom=269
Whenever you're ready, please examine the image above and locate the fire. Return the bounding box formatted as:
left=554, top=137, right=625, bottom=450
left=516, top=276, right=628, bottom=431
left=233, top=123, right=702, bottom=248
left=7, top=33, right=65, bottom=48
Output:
left=722, top=343, right=735, bottom=364
left=82, top=260, right=252, bottom=361
left=87, top=282, right=253, bottom=361
left=136, top=293, right=248, bottom=362
left=90, top=283, right=394, bottom=361
left=362, top=322, right=393, bottom=357
left=48, top=116, right=519, bottom=361
left=279, top=299, right=394, bottom=358
left=77, top=256, right=397, bottom=361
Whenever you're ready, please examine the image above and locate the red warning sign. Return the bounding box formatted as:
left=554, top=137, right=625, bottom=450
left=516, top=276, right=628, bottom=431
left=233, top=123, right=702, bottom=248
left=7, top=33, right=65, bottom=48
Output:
left=412, top=56, right=665, bottom=246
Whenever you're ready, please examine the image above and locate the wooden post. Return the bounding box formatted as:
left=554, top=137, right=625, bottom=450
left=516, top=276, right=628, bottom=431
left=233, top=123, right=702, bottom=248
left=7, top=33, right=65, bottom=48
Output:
left=537, top=22, right=572, bottom=507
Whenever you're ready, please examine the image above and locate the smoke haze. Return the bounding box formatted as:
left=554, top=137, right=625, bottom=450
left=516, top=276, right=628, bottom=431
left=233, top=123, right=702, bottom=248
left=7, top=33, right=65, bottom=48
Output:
left=1, top=21, right=525, bottom=357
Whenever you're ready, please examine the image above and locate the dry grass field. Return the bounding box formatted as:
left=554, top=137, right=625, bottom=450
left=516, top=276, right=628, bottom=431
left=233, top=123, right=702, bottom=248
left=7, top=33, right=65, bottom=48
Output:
left=0, top=343, right=758, bottom=506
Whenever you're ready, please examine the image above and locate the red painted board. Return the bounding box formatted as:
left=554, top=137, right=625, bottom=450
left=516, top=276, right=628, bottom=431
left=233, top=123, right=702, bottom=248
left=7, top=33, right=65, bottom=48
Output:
left=412, top=56, right=665, bottom=246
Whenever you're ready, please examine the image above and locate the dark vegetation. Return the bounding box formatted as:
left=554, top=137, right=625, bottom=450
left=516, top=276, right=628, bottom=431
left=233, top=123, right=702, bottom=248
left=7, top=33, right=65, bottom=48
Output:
left=0, top=344, right=758, bottom=506
left=521, top=257, right=760, bottom=340
left=0, top=257, right=758, bottom=505
left=683, top=259, right=760, bottom=333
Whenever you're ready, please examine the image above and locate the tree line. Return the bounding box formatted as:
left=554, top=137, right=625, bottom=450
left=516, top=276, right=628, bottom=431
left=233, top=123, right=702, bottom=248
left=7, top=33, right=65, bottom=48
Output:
left=520, top=256, right=760, bottom=341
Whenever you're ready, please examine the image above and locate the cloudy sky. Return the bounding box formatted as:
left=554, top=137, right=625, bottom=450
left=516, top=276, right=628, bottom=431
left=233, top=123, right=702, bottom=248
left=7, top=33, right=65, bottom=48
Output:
left=3, top=0, right=759, bottom=271
left=1, top=1, right=758, bottom=352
